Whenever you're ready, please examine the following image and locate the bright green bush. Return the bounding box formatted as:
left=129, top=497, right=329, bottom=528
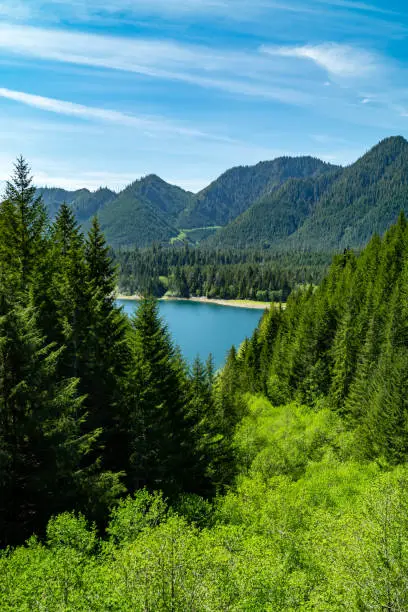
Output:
left=2, top=398, right=408, bottom=610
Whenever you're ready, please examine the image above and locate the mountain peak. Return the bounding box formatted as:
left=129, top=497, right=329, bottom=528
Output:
left=141, top=173, right=166, bottom=185
left=362, top=135, right=408, bottom=159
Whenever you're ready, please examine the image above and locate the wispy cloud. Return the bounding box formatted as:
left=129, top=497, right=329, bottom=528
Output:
left=0, top=23, right=314, bottom=104
left=7, top=0, right=403, bottom=22
left=314, top=0, right=401, bottom=16
left=0, top=87, right=230, bottom=141
left=261, top=43, right=378, bottom=78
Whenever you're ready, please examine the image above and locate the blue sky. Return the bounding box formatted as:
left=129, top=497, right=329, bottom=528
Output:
left=0, top=0, right=407, bottom=191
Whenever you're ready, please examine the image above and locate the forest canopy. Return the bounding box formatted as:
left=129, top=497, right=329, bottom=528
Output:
left=1, top=157, right=408, bottom=610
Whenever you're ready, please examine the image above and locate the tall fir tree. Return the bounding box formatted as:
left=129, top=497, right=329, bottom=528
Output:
left=0, top=296, right=98, bottom=546
left=0, top=156, right=47, bottom=297
left=126, top=298, right=199, bottom=497
left=83, top=217, right=130, bottom=472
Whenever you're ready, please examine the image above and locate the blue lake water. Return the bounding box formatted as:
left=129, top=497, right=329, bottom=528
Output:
left=116, top=299, right=264, bottom=369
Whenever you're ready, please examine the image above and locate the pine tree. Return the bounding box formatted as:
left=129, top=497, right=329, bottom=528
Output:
left=187, top=355, right=236, bottom=494
left=46, top=204, right=90, bottom=380
left=83, top=217, right=130, bottom=472
left=0, top=297, right=99, bottom=546
left=126, top=298, right=196, bottom=497
left=0, top=156, right=47, bottom=296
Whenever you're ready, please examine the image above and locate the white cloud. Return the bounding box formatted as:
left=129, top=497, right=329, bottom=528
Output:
left=262, top=43, right=378, bottom=78
left=10, top=0, right=401, bottom=22
left=314, top=0, right=400, bottom=16
left=0, top=87, right=230, bottom=141
left=0, top=23, right=311, bottom=104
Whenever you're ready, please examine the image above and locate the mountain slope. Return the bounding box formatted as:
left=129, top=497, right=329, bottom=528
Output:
left=38, top=186, right=116, bottom=221
left=124, top=174, right=195, bottom=225
left=180, top=156, right=336, bottom=228
left=96, top=181, right=179, bottom=248
left=208, top=136, right=408, bottom=251
left=207, top=170, right=340, bottom=249
left=286, top=136, right=408, bottom=250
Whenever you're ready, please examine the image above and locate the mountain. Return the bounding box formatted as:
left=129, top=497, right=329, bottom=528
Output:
left=96, top=178, right=180, bottom=248
left=36, top=136, right=408, bottom=250
left=208, top=136, right=408, bottom=251
left=38, top=157, right=334, bottom=248
left=286, top=136, right=408, bottom=250
left=206, top=170, right=340, bottom=249
left=38, top=186, right=116, bottom=221
left=122, top=174, right=195, bottom=225
left=38, top=177, right=187, bottom=247
left=179, top=156, right=336, bottom=229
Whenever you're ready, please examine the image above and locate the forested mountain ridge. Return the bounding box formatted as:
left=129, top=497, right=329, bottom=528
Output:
left=178, top=156, right=336, bottom=228
left=286, top=135, right=408, bottom=250
left=38, top=186, right=116, bottom=221
left=36, top=156, right=337, bottom=248
left=36, top=136, right=408, bottom=250
left=209, top=136, right=408, bottom=249
left=206, top=169, right=340, bottom=249
left=94, top=176, right=187, bottom=248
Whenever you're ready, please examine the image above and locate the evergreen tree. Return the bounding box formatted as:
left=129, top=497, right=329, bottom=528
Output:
left=46, top=204, right=90, bottom=380
left=126, top=298, right=197, bottom=497
left=83, top=217, right=130, bottom=473
left=0, top=297, right=98, bottom=546
left=0, top=156, right=47, bottom=296
left=185, top=356, right=226, bottom=495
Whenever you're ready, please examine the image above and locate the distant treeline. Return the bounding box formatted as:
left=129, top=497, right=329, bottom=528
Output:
left=114, top=245, right=333, bottom=301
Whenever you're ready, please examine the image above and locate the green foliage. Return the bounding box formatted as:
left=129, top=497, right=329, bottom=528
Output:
left=5, top=153, right=408, bottom=609
left=115, top=244, right=328, bottom=301
left=107, top=490, right=167, bottom=545
left=180, top=155, right=334, bottom=228
left=4, top=397, right=408, bottom=610
left=209, top=136, right=408, bottom=250
left=234, top=397, right=354, bottom=479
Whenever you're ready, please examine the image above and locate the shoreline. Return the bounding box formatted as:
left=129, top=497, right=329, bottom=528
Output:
left=116, top=294, right=276, bottom=310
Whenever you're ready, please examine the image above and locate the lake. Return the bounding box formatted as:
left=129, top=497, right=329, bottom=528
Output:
left=116, top=299, right=264, bottom=369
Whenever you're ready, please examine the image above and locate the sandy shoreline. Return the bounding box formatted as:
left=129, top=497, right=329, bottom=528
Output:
left=116, top=294, right=275, bottom=310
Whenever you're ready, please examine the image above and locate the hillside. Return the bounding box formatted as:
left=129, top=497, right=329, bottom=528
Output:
left=96, top=180, right=179, bottom=248
left=37, top=136, right=408, bottom=250
left=287, top=135, right=408, bottom=250
left=207, top=170, right=340, bottom=249
left=116, top=174, right=195, bottom=225
left=209, top=136, right=408, bottom=250
left=38, top=186, right=116, bottom=221
left=179, top=156, right=335, bottom=228
left=37, top=157, right=337, bottom=248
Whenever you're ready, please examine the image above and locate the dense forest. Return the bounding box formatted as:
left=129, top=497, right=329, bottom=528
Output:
left=39, top=156, right=334, bottom=249
left=208, top=136, right=408, bottom=249
left=115, top=246, right=331, bottom=301
left=3, top=157, right=408, bottom=609
left=38, top=137, right=408, bottom=254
